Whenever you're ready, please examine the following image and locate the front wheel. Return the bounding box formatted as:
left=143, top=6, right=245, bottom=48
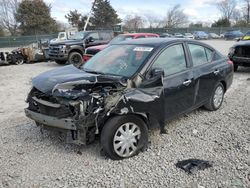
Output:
left=101, top=115, right=148, bottom=160
left=68, top=52, right=83, bottom=67
left=204, top=83, right=224, bottom=111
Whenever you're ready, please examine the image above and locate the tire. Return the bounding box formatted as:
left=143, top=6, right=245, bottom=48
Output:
left=234, top=65, right=239, bottom=72
left=68, top=52, right=83, bottom=67
left=55, top=60, right=67, bottom=65
left=101, top=115, right=148, bottom=160
left=204, top=83, right=224, bottom=111
left=15, top=56, right=24, bottom=65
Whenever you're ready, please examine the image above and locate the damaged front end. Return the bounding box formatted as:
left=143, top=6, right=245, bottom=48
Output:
left=25, top=75, right=128, bottom=145
left=25, top=75, right=165, bottom=145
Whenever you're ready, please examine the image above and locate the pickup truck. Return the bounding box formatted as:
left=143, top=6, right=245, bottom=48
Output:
left=49, top=30, right=113, bottom=65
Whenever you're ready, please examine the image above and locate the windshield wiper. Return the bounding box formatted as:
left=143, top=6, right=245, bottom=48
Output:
left=83, top=68, right=105, bottom=75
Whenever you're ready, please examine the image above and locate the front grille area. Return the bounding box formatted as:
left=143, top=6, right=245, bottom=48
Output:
left=235, top=46, right=250, bottom=58
left=28, top=88, right=73, bottom=118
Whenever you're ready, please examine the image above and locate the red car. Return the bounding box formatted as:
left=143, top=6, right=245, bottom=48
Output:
left=83, top=33, right=159, bottom=61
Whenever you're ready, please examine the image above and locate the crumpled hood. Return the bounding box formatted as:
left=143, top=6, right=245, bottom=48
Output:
left=32, top=65, right=123, bottom=94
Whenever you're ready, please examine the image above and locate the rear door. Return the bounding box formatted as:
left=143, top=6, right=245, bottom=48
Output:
left=186, top=42, right=224, bottom=105
left=151, top=43, right=197, bottom=120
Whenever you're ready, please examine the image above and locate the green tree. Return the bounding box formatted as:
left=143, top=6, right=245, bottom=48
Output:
left=65, top=10, right=81, bottom=27
left=91, top=0, right=121, bottom=29
left=16, top=0, right=58, bottom=35
left=211, top=18, right=231, bottom=27
left=65, top=10, right=90, bottom=30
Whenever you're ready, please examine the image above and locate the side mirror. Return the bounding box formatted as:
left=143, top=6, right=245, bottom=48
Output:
left=87, top=36, right=94, bottom=43
left=140, top=68, right=164, bottom=88
left=150, top=67, right=165, bottom=78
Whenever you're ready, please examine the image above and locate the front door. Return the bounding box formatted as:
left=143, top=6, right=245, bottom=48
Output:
left=151, top=43, right=197, bottom=120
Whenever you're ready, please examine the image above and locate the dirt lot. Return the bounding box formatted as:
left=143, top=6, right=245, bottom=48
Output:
left=0, top=40, right=249, bottom=188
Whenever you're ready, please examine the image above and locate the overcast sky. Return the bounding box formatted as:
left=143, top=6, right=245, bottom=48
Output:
left=44, top=0, right=228, bottom=25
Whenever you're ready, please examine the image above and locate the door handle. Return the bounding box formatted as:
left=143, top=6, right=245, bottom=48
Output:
left=214, top=70, right=220, bottom=75
left=183, top=79, right=192, bottom=86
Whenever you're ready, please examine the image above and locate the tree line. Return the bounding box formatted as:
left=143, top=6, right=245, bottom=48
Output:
left=1, top=0, right=250, bottom=37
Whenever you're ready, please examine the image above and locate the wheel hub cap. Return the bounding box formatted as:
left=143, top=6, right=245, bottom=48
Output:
left=113, top=123, right=141, bottom=158
left=213, top=86, right=224, bottom=108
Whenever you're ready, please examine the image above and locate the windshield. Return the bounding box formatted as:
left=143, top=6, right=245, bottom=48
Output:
left=109, top=35, right=134, bottom=45
left=69, top=31, right=86, bottom=40
left=82, top=44, right=154, bottom=77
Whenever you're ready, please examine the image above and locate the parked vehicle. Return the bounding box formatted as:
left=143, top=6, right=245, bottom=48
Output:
left=228, top=40, right=250, bottom=71
left=0, top=39, right=49, bottom=66
left=174, top=33, right=184, bottom=38
left=0, top=50, right=24, bottom=65
left=224, top=30, right=243, bottom=40
left=48, top=30, right=113, bottom=66
left=184, top=33, right=194, bottom=39
left=50, top=28, right=78, bottom=43
left=25, top=38, right=233, bottom=160
left=83, top=33, right=159, bottom=61
left=242, top=31, right=250, bottom=40
left=159, top=33, right=173, bottom=38
left=208, top=33, right=220, bottom=39
left=193, top=31, right=208, bottom=40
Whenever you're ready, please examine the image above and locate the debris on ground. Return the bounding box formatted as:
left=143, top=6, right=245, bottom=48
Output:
left=175, top=159, right=213, bottom=174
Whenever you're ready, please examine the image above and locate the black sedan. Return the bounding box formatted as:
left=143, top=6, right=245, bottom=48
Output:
left=228, top=40, right=250, bottom=71
left=25, top=38, right=233, bottom=160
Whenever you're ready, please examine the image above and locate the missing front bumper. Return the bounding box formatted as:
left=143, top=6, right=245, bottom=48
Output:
left=25, top=108, right=77, bottom=130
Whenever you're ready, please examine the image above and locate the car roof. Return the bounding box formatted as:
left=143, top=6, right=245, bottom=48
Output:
left=115, top=38, right=213, bottom=48
left=122, top=33, right=159, bottom=37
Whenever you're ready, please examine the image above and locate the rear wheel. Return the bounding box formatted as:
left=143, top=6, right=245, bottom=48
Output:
left=101, top=115, right=148, bottom=160
left=55, top=60, right=67, bottom=65
left=204, top=83, right=224, bottom=111
left=68, top=52, right=83, bottom=67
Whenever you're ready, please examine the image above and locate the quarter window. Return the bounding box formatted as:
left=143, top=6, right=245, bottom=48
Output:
left=152, top=44, right=187, bottom=76
left=188, top=44, right=214, bottom=66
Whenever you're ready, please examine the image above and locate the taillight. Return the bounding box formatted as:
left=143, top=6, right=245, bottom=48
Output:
left=227, top=60, right=233, bottom=65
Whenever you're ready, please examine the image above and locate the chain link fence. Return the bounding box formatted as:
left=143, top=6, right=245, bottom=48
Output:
left=1, top=27, right=250, bottom=48
left=0, top=34, right=57, bottom=48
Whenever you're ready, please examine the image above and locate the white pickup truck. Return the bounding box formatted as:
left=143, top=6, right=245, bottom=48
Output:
left=50, top=28, right=78, bottom=43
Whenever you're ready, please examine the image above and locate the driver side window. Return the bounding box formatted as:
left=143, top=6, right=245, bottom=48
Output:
left=152, top=44, right=187, bottom=76
left=88, top=32, right=99, bottom=40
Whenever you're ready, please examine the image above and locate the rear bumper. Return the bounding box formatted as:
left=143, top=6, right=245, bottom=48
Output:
left=25, top=108, right=77, bottom=130
left=232, top=56, right=250, bottom=66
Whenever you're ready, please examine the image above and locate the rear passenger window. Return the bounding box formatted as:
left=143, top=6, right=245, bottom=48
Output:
left=152, top=44, right=187, bottom=76
left=188, top=44, right=208, bottom=66
left=99, top=32, right=112, bottom=40
left=136, top=36, right=146, bottom=39
left=147, top=35, right=158, bottom=38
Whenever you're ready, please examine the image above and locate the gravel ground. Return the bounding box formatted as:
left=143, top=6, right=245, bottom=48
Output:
left=0, top=40, right=249, bottom=188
